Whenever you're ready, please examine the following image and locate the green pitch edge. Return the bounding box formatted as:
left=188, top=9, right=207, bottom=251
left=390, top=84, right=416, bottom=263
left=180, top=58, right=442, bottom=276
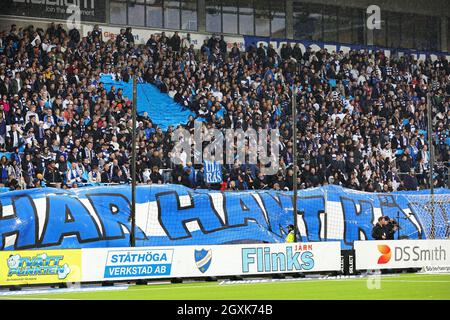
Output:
left=2, top=274, right=450, bottom=300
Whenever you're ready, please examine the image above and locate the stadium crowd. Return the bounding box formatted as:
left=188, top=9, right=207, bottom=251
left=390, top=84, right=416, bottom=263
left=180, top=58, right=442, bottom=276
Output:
left=0, top=22, right=449, bottom=192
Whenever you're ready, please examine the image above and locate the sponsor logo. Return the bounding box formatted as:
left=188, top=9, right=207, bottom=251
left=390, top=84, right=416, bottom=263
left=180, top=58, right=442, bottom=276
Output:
left=242, top=246, right=315, bottom=273
left=377, top=245, right=392, bottom=264
left=103, top=31, right=140, bottom=42
left=423, top=265, right=450, bottom=273
left=6, top=253, right=71, bottom=279
left=104, top=249, right=173, bottom=278
left=377, top=244, right=448, bottom=265
left=194, top=249, right=212, bottom=273
left=393, top=245, right=447, bottom=262
left=12, top=0, right=98, bottom=18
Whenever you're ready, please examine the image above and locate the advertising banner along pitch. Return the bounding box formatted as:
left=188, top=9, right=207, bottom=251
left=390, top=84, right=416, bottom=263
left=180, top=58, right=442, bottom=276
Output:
left=0, top=249, right=82, bottom=285
left=81, top=242, right=341, bottom=282
left=354, top=240, right=450, bottom=270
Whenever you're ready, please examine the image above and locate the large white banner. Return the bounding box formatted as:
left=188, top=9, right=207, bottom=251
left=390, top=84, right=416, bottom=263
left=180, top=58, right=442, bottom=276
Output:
left=81, top=242, right=341, bottom=282
left=354, top=240, right=450, bottom=270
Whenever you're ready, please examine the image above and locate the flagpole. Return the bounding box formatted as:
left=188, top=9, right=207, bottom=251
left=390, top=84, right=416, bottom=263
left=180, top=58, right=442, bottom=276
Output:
left=130, top=72, right=137, bottom=248
left=292, top=85, right=298, bottom=239
left=427, top=92, right=435, bottom=239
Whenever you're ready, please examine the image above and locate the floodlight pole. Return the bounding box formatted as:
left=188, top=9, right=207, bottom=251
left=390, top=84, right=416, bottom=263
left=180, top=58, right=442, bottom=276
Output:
left=427, top=92, right=435, bottom=239
left=130, top=73, right=137, bottom=247
left=292, top=85, right=298, bottom=240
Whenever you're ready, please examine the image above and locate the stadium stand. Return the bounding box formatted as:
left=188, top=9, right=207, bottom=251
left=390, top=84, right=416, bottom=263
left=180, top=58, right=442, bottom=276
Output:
left=0, top=23, right=449, bottom=192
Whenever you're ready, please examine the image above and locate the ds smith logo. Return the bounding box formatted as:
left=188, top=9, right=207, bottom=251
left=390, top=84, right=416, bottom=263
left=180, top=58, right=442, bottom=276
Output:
left=377, top=244, right=447, bottom=264
left=377, top=245, right=392, bottom=264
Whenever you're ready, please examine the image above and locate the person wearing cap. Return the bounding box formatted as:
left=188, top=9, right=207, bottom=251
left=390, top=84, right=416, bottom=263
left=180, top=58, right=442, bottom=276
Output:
left=285, top=225, right=296, bottom=243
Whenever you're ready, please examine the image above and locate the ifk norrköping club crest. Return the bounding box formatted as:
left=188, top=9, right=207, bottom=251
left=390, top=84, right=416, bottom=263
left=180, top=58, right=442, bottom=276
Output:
left=194, top=249, right=212, bottom=273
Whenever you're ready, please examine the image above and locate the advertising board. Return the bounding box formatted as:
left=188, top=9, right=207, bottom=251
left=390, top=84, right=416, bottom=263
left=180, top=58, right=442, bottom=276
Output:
left=0, top=249, right=82, bottom=285
left=354, top=240, right=450, bottom=270
left=81, top=242, right=341, bottom=282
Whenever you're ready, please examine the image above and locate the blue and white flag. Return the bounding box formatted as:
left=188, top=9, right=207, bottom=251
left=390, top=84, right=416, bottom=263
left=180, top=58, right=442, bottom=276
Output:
left=203, top=160, right=222, bottom=184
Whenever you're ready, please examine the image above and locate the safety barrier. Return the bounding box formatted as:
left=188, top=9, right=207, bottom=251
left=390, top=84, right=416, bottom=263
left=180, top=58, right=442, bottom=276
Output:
left=0, top=242, right=341, bottom=286
left=3, top=239, right=450, bottom=286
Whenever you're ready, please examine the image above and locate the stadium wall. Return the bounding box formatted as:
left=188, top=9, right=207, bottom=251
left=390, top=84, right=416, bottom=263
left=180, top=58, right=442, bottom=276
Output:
left=2, top=240, right=450, bottom=286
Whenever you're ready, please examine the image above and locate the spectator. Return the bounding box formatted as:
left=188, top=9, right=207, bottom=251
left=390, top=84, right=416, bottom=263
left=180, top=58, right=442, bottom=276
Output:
left=0, top=156, right=9, bottom=186
left=403, top=169, right=419, bottom=190
left=66, top=161, right=83, bottom=186
left=88, top=164, right=102, bottom=184
left=0, top=23, right=448, bottom=193
left=150, top=166, right=163, bottom=184
left=170, top=31, right=181, bottom=54
left=44, top=160, right=62, bottom=188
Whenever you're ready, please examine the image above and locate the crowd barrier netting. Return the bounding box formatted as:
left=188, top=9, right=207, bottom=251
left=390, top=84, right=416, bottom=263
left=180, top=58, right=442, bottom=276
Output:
left=0, top=184, right=449, bottom=251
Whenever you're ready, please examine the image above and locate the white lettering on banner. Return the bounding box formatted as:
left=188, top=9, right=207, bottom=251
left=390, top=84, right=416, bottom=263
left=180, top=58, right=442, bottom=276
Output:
left=0, top=196, right=424, bottom=248
left=354, top=240, right=450, bottom=270
left=102, top=249, right=174, bottom=279
left=106, top=265, right=167, bottom=277
left=80, top=243, right=341, bottom=282
left=204, top=161, right=222, bottom=184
